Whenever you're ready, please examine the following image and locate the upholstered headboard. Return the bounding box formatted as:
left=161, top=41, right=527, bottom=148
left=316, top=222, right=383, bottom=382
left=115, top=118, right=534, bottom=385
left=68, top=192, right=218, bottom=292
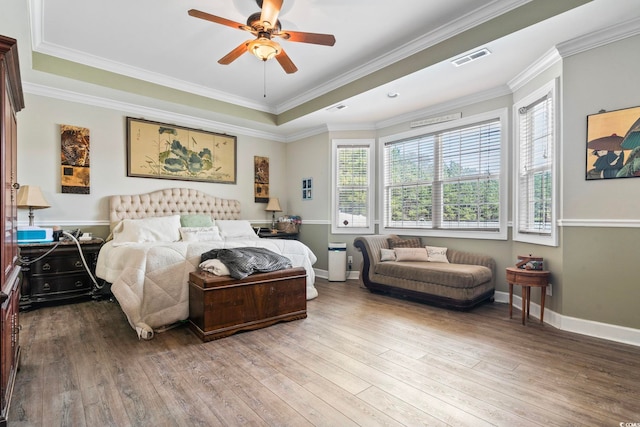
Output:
left=109, top=188, right=241, bottom=230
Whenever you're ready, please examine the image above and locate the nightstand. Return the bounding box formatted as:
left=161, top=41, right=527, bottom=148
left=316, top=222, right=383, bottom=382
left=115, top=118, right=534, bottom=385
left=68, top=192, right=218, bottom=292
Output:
left=18, top=239, right=104, bottom=310
left=506, top=267, right=551, bottom=325
left=258, top=231, right=299, bottom=240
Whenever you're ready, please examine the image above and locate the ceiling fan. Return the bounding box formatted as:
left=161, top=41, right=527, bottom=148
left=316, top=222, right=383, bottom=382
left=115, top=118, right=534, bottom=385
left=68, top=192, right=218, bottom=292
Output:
left=188, top=0, right=336, bottom=74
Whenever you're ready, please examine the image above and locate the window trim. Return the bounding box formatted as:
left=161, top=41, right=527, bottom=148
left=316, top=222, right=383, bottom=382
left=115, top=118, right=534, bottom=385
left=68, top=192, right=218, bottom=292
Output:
left=513, top=78, right=559, bottom=247
left=379, top=109, right=508, bottom=240
left=331, top=138, right=376, bottom=235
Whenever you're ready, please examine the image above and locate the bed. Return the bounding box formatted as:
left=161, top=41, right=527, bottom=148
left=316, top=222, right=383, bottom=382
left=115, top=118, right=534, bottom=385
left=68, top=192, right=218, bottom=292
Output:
left=95, top=188, right=317, bottom=339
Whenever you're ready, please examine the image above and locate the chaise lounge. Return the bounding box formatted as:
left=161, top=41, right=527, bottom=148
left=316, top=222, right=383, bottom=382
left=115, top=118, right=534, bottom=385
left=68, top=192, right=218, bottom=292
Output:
left=354, top=234, right=495, bottom=310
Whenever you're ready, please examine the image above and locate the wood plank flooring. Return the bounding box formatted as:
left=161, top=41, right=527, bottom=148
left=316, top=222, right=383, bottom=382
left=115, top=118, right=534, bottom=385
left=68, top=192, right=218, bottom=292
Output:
left=9, top=279, right=640, bottom=426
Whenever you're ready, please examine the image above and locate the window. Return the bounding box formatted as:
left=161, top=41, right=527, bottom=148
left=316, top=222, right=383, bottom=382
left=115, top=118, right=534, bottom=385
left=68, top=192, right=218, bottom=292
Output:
left=331, top=139, right=375, bottom=234
left=514, top=79, right=558, bottom=246
left=380, top=110, right=507, bottom=239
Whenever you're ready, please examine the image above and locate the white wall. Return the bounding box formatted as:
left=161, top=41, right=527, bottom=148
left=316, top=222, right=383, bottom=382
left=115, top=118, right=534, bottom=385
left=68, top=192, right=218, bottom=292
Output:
left=17, top=93, right=287, bottom=228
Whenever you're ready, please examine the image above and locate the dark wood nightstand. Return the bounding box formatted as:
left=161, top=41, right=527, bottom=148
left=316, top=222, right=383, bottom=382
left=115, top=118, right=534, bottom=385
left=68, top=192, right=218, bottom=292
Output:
left=18, top=238, right=104, bottom=310
left=258, top=231, right=299, bottom=240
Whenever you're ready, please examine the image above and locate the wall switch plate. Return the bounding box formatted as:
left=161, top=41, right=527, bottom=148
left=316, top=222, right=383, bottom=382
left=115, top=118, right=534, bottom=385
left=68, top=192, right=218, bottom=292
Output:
left=546, top=283, right=552, bottom=296
left=347, top=256, right=353, bottom=264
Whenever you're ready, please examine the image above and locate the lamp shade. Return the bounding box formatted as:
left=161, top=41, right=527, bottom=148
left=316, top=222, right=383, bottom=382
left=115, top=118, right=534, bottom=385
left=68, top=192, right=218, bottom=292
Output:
left=17, top=185, right=50, bottom=209
left=265, top=197, right=282, bottom=212
left=17, top=185, right=50, bottom=227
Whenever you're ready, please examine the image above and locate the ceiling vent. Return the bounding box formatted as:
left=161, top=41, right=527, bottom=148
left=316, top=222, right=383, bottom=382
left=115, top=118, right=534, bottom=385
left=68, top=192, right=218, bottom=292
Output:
left=451, top=48, right=491, bottom=67
left=326, top=103, right=348, bottom=112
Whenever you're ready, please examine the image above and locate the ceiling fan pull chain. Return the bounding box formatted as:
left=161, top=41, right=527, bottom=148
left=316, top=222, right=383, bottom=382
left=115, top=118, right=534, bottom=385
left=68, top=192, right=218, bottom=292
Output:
left=263, top=61, right=267, bottom=98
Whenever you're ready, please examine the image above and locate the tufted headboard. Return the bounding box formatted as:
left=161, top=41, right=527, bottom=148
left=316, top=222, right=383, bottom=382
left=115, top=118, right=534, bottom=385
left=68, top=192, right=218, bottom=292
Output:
left=108, top=188, right=241, bottom=230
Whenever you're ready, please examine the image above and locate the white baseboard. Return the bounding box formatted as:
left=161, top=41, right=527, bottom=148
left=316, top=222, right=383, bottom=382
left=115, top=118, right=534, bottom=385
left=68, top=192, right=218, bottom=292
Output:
left=314, top=269, right=358, bottom=281
left=312, top=273, right=640, bottom=347
left=494, top=291, right=640, bottom=347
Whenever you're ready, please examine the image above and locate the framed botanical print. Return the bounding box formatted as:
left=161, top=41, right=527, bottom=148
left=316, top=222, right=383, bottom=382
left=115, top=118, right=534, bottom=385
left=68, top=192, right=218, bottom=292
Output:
left=127, top=117, right=236, bottom=184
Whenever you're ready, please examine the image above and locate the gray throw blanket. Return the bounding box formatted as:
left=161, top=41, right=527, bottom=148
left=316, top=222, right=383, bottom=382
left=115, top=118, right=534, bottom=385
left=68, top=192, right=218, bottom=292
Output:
left=200, top=247, right=293, bottom=279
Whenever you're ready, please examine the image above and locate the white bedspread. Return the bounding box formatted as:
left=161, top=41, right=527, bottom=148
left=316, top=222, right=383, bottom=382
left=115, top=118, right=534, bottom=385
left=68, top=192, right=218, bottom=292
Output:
left=95, top=238, right=317, bottom=338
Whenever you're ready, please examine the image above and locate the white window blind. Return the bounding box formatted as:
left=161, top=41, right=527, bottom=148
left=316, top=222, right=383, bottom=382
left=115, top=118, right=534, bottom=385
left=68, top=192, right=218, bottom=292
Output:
left=383, top=119, right=502, bottom=232
left=332, top=139, right=375, bottom=234
left=516, top=92, right=554, bottom=235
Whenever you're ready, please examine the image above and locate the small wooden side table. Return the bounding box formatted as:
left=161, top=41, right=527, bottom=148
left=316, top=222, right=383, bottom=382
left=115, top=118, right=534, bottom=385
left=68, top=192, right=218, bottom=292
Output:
left=506, top=267, right=550, bottom=325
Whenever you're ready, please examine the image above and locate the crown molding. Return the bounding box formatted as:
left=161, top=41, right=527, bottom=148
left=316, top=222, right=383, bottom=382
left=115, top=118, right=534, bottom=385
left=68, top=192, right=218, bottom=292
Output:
left=270, top=0, right=529, bottom=114
left=28, top=0, right=270, bottom=114
left=508, top=48, right=562, bottom=92
left=23, top=82, right=287, bottom=142
left=282, top=124, right=331, bottom=143
left=557, top=16, right=640, bottom=58
left=32, top=40, right=273, bottom=114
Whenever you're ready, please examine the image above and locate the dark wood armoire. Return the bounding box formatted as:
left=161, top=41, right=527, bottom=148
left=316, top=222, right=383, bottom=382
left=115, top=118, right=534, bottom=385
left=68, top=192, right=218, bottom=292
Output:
left=0, top=34, right=25, bottom=426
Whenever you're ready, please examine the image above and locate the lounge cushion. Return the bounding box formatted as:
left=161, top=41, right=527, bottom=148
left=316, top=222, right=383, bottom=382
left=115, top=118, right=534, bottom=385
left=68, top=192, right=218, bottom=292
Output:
left=375, top=261, right=492, bottom=289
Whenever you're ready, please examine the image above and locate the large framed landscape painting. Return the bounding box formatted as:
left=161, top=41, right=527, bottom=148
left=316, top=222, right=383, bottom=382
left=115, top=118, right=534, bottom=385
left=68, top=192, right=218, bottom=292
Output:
left=127, top=117, right=237, bottom=184
left=586, top=105, right=640, bottom=180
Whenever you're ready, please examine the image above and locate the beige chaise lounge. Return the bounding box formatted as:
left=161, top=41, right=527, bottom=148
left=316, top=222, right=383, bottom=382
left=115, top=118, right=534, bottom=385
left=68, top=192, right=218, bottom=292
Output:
left=353, top=234, right=495, bottom=310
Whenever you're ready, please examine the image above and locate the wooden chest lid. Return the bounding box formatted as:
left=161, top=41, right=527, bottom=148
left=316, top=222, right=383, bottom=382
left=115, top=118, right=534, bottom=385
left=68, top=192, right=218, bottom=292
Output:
left=189, top=266, right=306, bottom=289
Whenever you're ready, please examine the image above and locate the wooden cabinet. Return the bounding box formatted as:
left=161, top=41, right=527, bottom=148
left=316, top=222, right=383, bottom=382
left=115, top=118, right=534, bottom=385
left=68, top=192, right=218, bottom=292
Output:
left=0, top=34, right=25, bottom=426
left=18, top=240, right=103, bottom=309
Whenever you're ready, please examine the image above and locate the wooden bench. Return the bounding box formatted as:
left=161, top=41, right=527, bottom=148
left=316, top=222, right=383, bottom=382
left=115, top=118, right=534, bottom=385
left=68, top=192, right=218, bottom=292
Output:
left=188, top=267, right=307, bottom=341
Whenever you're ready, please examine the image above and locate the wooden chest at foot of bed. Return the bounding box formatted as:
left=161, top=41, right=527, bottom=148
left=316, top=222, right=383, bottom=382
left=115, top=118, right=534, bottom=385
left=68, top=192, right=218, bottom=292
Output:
left=188, top=267, right=307, bottom=341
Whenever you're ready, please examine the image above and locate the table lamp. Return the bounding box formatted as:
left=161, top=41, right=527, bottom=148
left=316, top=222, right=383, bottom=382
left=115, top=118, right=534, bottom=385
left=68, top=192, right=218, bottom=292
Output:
left=17, top=185, right=50, bottom=226
left=265, top=197, right=282, bottom=232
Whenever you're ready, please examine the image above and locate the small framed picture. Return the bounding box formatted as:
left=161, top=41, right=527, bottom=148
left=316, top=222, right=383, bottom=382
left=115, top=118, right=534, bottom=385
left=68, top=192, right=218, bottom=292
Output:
left=302, top=178, right=312, bottom=200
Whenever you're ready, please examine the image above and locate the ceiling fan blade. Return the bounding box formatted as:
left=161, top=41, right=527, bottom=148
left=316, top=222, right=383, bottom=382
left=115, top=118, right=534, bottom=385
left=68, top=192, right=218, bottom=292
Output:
left=275, top=49, right=298, bottom=74
left=218, top=41, right=250, bottom=65
left=260, top=0, right=283, bottom=30
left=279, top=30, right=336, bottom=46
left=188, top=9, right=247, bottom=31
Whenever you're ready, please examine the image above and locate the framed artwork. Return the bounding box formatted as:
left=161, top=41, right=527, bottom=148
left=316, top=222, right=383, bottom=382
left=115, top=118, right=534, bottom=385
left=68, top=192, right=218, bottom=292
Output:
left=61, top=124, right=90, bottom=194
left=254, top=156, right=269, bottom=202
left=127, top=117, right=236, bottom=184
left=586, top=106, right=640, bottom=180
left=302, top=177, right=312, bottom=200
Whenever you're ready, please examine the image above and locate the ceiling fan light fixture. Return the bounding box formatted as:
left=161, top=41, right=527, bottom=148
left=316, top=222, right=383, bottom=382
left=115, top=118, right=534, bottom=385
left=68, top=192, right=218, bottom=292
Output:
left=248, top=37, right=282, bottom=61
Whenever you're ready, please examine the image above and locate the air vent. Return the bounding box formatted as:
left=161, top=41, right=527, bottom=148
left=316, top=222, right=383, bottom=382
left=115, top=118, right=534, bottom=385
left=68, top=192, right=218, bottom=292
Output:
left=326, top=103, right=348, bottom=112
left=451, top=48, right=491, bottom=67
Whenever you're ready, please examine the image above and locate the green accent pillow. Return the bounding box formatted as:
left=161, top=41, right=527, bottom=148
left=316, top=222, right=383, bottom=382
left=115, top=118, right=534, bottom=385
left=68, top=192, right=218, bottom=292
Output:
left=180, top=214, right=214, bottom=228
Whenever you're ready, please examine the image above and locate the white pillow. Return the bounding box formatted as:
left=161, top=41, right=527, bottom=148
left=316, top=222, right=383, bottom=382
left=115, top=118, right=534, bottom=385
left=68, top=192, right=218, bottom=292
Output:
left=179, top=226, right=222, bottom=242
left=111, top=215, right=181, bottom=246
left=215, top=220, right=259, bottom=240
left=394, top=247, right=429, bottom=262
left=426, top=246, right=449, bottom=263
left=380, top=248, right=396, bottom=261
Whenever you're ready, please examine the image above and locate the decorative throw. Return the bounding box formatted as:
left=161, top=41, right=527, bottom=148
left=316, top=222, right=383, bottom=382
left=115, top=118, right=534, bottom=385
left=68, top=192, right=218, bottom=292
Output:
left=200, top=247, right=293, bottom=279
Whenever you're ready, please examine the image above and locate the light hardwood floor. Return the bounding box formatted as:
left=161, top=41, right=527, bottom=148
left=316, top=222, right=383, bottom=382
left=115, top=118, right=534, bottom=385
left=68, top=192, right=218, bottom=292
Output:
left=9, top=278, right=640, bottom=426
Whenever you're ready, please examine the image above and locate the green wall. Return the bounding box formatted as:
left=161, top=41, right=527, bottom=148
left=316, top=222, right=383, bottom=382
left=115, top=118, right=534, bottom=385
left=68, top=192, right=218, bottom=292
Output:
left=287, top=34, right=640, bottom=334
left=561, top=227, right=640, bottom=329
